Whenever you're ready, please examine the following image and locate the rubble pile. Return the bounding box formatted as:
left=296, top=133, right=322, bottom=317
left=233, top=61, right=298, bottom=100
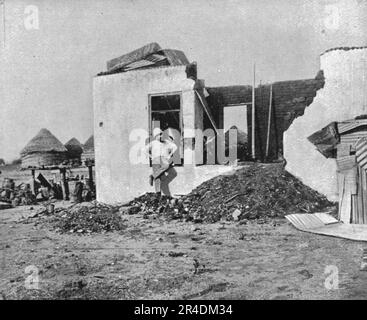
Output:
left=49, top=202, right=126, bottom=234
left=127, top=163, right=334, bottom=222
left=0, top=178, right=37, bottom=206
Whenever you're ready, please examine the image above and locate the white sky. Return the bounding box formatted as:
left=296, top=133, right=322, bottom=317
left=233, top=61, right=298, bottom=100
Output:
left=0, top=0, right=366, bottom=161
left=224, top=106, right=247, bottom=133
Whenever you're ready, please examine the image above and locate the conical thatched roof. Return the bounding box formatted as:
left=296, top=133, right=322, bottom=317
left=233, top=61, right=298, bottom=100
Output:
left=65, top=138, right=83, bottom=158
left=81, top=135, right=95, bottom=163
left=21, top=128, right=67, bottom=156
left=225, top=126, right=249, bottom=160
left=83, top=135, right=94, bottom=151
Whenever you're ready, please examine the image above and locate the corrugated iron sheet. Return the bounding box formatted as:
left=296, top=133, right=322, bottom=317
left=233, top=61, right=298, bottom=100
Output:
left=337, top=143, right=351, bottom=157
left=107, top=42, right=162, bottom=71
left=285, top=214, right=326, bottom=230
left=102, top=44, right=190, bottom=75
left=356, top=138, right=367, bottom=170
left=314, top=212, right=339, bottom=225
left=340, top=131, right=367, bottom=144
left=338, top=120, right=367, bottom=134
left=336, top=155, right=356, bottom=171
left=123, top=54, right=167, bottom=71
left=159, top=49, right=190, bottom=66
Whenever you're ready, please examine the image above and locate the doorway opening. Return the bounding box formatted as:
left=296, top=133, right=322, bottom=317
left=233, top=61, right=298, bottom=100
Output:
left=223, top=105, right=249, bottom=160
left=148, top=92, right=183, bottom=165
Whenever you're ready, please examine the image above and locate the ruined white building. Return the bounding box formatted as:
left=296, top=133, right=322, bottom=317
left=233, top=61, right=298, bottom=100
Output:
left=285, top=47, right=367, bottom=202
left=93, top=44, right=236, bottom=204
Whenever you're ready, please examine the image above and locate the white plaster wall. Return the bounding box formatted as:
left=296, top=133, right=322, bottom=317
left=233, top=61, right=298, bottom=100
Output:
left=284, top=48, right=367, bottom=201
left=94, top=66, right=209, bottom=204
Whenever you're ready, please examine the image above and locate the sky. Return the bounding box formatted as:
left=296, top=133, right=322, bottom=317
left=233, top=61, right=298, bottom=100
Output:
left=0, top=0, right=366, bottom=161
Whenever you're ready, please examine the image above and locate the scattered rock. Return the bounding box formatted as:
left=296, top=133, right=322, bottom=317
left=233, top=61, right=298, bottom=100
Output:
left=47, top=202, right=126, bottom=234
left=168, top=252, right=185, bottom=257
left=232, top=209, right=241, bottom=221
left=298, top=269, right=313, bottom=279
left=191, top=225, right=200, bottom=232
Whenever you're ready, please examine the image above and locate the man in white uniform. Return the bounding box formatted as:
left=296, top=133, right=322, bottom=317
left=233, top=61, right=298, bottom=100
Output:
left=145, top=127, right=178, bottom=194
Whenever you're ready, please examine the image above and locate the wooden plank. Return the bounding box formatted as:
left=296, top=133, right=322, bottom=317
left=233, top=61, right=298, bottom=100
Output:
left=336, top=155, right=356, bottom=171
left=339, top=173, right=352, bottom=224
left=346, top=167, right=358, bottom=195
left=352, top=194, right=358, bottom=224
left=265, top=84, right=273, bottom=160
left=195, top=90, right=218, bottom=135
left=359, top=166, right=364, bottom=224
left=251, top=63, right=256, bottom=159
left=337, top=143, right=351, bottom=157
left=362, top=168, right=367, bottom=224
left=357, top=166, right=364, bottom=224
left=337, top=172, right=344, bottom=221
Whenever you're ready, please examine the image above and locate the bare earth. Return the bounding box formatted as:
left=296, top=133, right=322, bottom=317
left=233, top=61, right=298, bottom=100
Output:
left=1, top=201, right=367, bottom=300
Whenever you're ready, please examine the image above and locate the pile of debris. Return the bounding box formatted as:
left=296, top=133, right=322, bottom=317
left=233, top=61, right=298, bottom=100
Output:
left=126, top=163, right=334, bottom=223
left=49, top=202, right=125, bottom=234
left=0, top=178, right=37, bottom=206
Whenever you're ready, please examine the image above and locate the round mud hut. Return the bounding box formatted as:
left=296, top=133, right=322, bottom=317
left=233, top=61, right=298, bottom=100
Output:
left=81, top=135, right=95, bottom=164
left=64, top=137, right=83, bottom=162
left=20, top=128, right=68, bottom=169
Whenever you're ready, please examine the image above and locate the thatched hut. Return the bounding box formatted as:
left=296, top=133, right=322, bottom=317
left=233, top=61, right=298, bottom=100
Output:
left=20, top=128, right=68, bottom=169
left=65, top=137, right=83, bottom=160
left=225, top=126, right=249, bottom=160
left=81, top=135, right=95, bottom=164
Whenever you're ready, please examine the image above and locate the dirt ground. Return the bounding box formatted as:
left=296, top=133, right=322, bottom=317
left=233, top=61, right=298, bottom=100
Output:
left=1, top=201, right=367, bottom=300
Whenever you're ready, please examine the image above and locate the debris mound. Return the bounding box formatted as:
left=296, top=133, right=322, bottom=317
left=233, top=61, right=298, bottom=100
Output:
left=50, top=202, right=126, bottom=234
left=127, top=163, right=334, bottom=223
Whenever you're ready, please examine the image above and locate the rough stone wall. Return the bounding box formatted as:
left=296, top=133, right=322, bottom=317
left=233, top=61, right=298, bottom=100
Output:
left=284, top=48, right=367, bottom=201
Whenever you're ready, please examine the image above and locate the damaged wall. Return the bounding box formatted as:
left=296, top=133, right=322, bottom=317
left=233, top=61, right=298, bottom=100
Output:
left=206, top=77, right=324, bottom=160
left=248, top=77, right=324, bottom=160
left=284, top=47, right=367, bottom=201
left=94, top=65, right=213, bottom=204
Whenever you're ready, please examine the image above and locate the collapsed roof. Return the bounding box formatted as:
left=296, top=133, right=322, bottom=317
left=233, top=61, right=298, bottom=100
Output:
left=308, top=116, right=367, bottom=159
left=98, top=42, right=190, bottom=76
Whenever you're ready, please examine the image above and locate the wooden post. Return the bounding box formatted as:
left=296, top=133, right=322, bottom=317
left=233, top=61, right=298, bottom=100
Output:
left=88, top=165, right=94, bottom=191
left=251, top=63, right=256, bottom=160
left=265, top=84, right=273, bottom=160
left=30, top=169, right=36, bottom=195
left=60, top=167, right=69, bottom=200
